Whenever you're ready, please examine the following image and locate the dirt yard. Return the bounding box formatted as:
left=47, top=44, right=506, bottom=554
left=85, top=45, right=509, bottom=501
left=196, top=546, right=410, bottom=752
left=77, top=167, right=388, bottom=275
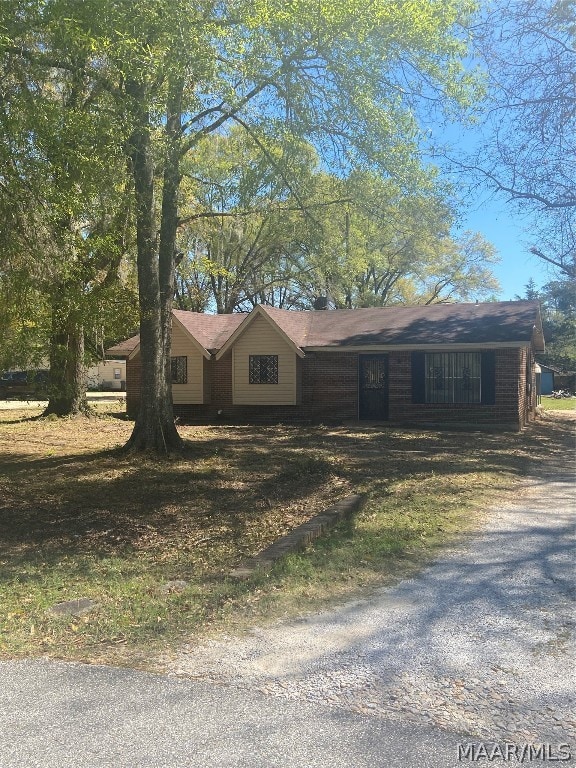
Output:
left=0, top=405, right=573, bottom=665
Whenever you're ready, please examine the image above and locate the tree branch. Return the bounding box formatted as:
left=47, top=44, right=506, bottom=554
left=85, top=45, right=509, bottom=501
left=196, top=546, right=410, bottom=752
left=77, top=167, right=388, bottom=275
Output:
left=177, top=198, right=352, bottom=228
left=530, top=247, right=576, bottom=278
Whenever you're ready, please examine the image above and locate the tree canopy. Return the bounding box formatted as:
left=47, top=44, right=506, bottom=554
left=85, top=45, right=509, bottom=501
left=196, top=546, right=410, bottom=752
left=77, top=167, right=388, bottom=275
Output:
left=0, top=4, right=139, bottom=413
left=2, top=0, right=483, bottom=450
left=173, top=132, right=499, bottom=313
left=517, top=278, right=576, bottom=372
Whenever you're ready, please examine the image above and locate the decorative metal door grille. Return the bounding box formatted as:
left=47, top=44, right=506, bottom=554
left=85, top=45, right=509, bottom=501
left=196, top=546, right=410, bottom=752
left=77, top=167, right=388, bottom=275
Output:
left=362, top=358, right=387, bottom=389
left=359, top=354, right=389, bottom=420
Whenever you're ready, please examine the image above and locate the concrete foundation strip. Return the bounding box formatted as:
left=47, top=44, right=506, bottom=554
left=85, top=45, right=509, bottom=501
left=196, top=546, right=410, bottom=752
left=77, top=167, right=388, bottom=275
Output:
left=230, top=494, right=366, bottom=579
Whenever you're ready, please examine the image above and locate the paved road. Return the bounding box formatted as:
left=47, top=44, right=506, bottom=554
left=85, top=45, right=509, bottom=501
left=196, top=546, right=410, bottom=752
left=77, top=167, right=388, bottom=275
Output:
left=0, top=392, right=125, bottom=410
left=0, top=658, right=486, bottom=768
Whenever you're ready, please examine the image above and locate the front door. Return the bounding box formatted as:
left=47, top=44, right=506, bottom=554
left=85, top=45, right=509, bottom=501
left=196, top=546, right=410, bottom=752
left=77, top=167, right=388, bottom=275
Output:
left=359, top=354, right=389, bottom=420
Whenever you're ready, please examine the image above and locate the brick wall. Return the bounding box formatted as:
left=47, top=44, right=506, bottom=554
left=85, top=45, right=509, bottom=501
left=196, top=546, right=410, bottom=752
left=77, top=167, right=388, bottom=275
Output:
left=212, top=351, right=233, bottom=405
left=173, top=351, right=358, bottom=423
left=518, top=347, right=538, bottom=426
left=128, top=345, right=535, bottom=429
left=202, top=354, right=212, bottom=405
left=300, top=352, right=358, bottom=421
left=387, top=349, right=525, bottom=428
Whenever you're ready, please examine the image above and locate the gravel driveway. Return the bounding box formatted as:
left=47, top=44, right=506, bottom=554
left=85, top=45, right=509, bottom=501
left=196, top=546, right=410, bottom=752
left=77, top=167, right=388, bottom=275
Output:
left=163, top=421, right=575, bottom=746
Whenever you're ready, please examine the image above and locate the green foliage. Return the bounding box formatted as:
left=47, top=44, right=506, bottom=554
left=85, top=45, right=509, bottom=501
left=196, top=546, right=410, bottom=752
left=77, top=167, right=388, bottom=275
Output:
left=0, top=5, right=139, bottom=382
left=540, top=294, right=576, bottom=373
left=174, top=137, right=499, bottom=312
left=278, top=171, right=499, bottom=308
left=174, top=128, right=321, bottom=312
left=2, top=0, right=483, bottom=203
left=1, top=0, right=485, bottom=439
left=518, top=279, right=576, bottom=372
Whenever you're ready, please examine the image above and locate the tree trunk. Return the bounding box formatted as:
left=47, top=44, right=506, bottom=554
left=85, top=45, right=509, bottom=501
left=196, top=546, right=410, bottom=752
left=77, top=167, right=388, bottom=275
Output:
left=43, top=303, right=88, bottom=417
left=123, top=79, right=183, bottom=453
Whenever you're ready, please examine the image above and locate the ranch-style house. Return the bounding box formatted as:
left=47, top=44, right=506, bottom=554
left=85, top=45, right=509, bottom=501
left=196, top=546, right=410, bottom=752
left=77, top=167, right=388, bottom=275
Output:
left=107, top=300, right=544, bottom=430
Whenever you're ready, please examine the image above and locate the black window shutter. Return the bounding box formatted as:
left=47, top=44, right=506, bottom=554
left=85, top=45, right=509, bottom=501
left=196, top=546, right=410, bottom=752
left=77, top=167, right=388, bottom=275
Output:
left=481, top=351, right=496, bottom=405
left=411, top=352, right=426, bottom=403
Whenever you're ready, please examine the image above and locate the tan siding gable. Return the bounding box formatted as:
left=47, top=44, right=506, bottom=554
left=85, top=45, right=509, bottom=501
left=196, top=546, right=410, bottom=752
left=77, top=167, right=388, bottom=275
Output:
left=171, top=322, right=204, bottom=404
left=233, top=315, right=297, bottom=405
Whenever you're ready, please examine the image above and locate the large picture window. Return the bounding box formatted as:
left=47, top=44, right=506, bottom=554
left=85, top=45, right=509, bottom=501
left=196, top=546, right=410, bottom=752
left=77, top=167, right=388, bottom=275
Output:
left=249, top=355, right=278, bottom=384
left=171, top=356, right=187, bottom=385
left=425, top=352, right=481, bottom=404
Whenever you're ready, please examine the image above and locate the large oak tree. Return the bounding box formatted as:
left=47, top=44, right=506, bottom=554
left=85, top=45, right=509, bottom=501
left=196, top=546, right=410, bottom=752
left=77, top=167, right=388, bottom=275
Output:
left=0, top=6, right=138, bottom=414
left=3, top=0, right=481, bottom=451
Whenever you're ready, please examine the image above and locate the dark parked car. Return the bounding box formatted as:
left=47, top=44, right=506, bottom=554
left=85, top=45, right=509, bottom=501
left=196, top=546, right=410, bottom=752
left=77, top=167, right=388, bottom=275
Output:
left=0, top=370, right=49, bottom=399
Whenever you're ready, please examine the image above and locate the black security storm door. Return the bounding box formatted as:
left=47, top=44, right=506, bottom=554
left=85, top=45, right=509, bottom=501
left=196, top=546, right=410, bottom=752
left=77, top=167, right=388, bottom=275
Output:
left=359, top=354, right=389, bottom=420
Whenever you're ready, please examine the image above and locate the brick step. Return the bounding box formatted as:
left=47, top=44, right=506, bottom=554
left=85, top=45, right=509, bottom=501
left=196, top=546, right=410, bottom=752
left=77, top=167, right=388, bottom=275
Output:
left=230, top=494, right=365, bottom=580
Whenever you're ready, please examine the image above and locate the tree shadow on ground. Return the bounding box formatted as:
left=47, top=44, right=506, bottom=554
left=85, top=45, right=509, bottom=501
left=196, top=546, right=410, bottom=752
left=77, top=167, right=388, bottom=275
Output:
left=0, top=412, right=572, bottom=576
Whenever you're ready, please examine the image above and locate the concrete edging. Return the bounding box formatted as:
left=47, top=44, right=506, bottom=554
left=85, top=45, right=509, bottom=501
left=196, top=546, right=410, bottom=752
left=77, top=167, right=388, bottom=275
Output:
left=230, top=494, right=366, bottom=580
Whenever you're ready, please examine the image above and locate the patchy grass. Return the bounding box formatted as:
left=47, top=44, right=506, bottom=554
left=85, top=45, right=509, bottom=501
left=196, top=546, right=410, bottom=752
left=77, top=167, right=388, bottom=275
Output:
left=0, top=405, right=573, bottom=669
left=540, top=395, right=576, bottom=411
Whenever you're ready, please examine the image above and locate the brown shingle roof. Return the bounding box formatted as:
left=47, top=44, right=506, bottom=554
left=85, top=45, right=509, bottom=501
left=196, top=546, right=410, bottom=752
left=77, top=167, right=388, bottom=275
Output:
left=258, top=305, right=313, bottom=347
left=252, top=302, right=543, bottom=351
left=105, top=333, right=140, bottom=358
left=173, top=310, right=246, bottom=352
left=106, top=301, right=544, bottom=357
left=303, top=301, right=544, bottom=349
left=106, top=313, right=248, bottom=358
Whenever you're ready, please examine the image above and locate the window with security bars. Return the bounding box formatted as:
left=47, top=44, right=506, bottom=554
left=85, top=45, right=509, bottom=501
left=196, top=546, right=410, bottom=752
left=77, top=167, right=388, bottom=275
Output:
left=425, top=352, right=481, bottom=404
left=249, top=355, right=278, bottom=384
left=171, top=356, right=187, bottom=385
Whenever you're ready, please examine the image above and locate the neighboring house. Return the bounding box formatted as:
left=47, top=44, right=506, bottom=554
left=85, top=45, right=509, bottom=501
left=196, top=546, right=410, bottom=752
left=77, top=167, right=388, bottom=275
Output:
left=538, top=364, right=556, bottom=395
left=86, top=360, right=127, bottom=391
left=107, top=301, right=544, bottom=430
left=537, top=364, right=575, bottom=395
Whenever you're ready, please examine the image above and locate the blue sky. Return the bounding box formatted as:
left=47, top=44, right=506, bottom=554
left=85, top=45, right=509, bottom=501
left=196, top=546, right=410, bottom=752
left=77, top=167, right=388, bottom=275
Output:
left=434, top=117, right=553, bottom=302
left=459, top=193, right=552, bottom=301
